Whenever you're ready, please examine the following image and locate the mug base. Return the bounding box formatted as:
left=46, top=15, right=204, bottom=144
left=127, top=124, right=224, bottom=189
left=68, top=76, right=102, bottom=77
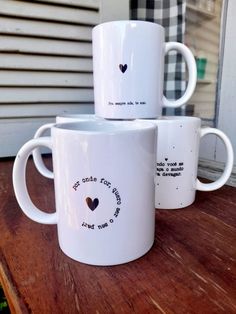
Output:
left=59, top=240, right=155, bottom=266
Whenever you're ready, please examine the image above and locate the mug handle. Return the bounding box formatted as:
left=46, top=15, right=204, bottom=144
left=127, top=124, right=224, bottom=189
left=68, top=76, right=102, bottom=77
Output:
left=13, top=137, right=58, bottom=224
left=33, top=123, right=55, bottom=179
left=196, top=128, right=234, bottom=191
left=163, top=42, right=197, bottom=108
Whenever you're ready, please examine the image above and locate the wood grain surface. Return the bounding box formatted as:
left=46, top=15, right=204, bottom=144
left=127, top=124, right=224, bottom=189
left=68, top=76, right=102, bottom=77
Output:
left=0, top=157, right=236, bottom=314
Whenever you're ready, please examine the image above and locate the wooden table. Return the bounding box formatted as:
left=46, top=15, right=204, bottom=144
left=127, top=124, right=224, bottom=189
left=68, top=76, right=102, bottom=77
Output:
left=0, top=157, right=236, bottom=313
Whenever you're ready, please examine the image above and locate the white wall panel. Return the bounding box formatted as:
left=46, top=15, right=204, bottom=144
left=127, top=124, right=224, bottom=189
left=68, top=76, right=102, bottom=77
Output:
left=33, top=0, right=99, bottom=9
left=0, top=0, right=96, bottom=156
left=0, top=0, right=129, bottom=156
left=0, top=71, right=93, bottom=87
left=0, top=88, right=93, bottom=103
left=0, top=103, right=94, bottom=118
left=0, top=36, right=92, bottom=57
left=0, top=17, right=93, bottom=40
left=0, top=0, right=99, bottom=24
left=0, top=53, right=93, bottom=71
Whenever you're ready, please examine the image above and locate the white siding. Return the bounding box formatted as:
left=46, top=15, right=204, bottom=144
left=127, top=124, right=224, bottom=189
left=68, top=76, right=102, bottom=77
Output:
left=0, top=1, right=99, bottom=24
left=0, top=0, right=129, bottom=157
left=0, top=0, right=98, bottom=156
left=0, top=54, right=93, bottom=71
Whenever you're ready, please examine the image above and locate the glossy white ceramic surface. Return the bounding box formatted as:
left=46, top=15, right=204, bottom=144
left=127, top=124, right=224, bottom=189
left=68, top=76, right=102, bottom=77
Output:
left=13, top=120, right=157, bottom=265
left=33, top=114, right=100, bottom=179
left=92, top=20, right=197, bottom=119
left=141, top=116, right=234, bottom=209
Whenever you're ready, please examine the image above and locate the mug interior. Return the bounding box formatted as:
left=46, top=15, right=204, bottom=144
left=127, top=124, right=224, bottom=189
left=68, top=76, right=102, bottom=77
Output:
left=143, top=116, right=201, bottom=124
left=54, top=120, right=156, bottom=134
left=57, top=114, right=96, bottom=119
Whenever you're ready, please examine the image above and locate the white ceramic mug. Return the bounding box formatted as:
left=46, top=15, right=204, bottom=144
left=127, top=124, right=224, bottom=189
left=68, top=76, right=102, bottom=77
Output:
left=13, top=120, right=157, bottom=266
left=92, top=20, right=197, bottom=119
left=140, top=117, right=234, bottom=209
left=33, top=114, right=99, bottom=179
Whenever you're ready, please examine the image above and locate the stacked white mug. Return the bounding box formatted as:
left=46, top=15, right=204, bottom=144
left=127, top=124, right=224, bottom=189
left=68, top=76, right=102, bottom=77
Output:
left=92, top=20, right=197, bottom=119
left=13, top=20, right=233, bottom=266
left=92, top=20, right=233, bottom=209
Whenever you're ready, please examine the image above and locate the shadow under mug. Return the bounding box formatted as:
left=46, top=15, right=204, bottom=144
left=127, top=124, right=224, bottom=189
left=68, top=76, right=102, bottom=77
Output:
left=92, top=20, right=197, bottom=119
left=33, top=114, right=99, bottom=179
left=13, top=120, right=157, bottom=266
left=140, top=117, right=234, bottom=209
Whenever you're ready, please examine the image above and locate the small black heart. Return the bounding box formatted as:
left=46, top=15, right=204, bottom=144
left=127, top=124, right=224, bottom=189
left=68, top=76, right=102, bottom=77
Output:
left=165, top=158, right=168, bottom=161
left=119, top=64, right=127, bottom=73
left=86, top=197, right=99, bottom=211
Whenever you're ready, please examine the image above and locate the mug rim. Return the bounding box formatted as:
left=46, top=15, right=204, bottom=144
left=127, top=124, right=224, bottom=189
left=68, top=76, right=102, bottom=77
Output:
left=140, top=116, right=201, bottom=124
left=92, top=20, right=164, bottom=32
left=52, top=120, right=156, bottom=135
left=57, top=114, right=96, bottom=119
